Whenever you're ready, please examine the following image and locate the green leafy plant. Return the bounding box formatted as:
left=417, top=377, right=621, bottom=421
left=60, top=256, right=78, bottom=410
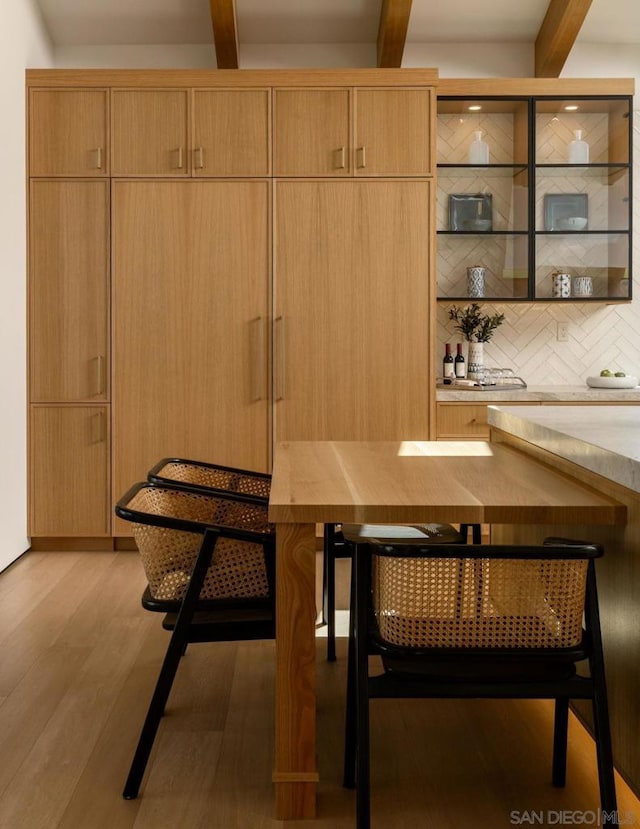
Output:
left=448, top=303, right=505, bottom=343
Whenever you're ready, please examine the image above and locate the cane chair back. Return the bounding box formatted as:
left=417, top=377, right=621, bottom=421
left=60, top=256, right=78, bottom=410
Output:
left=148, top=457, right=271, bottom=501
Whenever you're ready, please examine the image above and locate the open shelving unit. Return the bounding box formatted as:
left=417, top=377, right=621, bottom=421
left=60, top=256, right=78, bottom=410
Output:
left=436, top=92, right=632, bottom=302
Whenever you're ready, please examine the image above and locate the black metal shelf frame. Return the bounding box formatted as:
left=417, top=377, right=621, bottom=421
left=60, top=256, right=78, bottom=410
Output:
left=436, top=94, right=633, bottom=303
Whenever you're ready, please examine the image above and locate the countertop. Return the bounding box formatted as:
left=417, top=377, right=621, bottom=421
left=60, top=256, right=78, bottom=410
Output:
left=436, top=384, right=640, bottom=402
left=488, top=404, right=640, bottom=494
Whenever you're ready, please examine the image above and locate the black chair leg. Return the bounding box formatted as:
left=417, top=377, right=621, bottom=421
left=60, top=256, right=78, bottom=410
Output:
left=343, top=568, right=358, bottom=789
left=122, top=529, right=218, bottom=800
left=325, top=524, right=337, bottom=662
left=585, top=561, right=618, bottom=822
left=552, top=697, right=569, bottom=786
left=354, top=544, right=371, bottom=829
left=460, top=523, right=482, bottom=544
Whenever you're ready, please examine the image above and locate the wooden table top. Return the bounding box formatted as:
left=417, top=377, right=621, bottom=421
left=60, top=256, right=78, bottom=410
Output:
left=268, top=440, right=626, bottom=526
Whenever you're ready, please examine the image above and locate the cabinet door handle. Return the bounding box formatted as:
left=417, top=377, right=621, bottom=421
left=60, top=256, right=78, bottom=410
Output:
left=91, top=411, right=107, bottom=444
left=356, top=146, right=366, bottom=168
left=95, top=355, right=106, bottom=396
left=175, top=147, right=184, bottom=169
left=250, top=317, right=265, bottom=401
left=194, top=146, right=204, bottom=169
left=333, top=146, right=346, bottom=169
left=275, top=316, right=285, bottom=401
left=94, top=147, right=103, bottom=169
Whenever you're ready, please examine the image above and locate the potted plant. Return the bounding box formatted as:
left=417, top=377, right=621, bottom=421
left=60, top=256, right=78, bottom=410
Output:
left=448, top=303, right=505, bottom=379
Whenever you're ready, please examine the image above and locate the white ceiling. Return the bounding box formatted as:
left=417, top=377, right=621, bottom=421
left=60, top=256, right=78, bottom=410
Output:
left=33, top=0, right=640, bottom=49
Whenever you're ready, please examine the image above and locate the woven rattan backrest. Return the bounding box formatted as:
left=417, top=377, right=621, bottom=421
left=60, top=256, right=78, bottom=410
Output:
left=154, top=461, right=271, bottom=500
left=373, top=554, right=588, bottom=650
left=127, top=486, right=272, bottom=603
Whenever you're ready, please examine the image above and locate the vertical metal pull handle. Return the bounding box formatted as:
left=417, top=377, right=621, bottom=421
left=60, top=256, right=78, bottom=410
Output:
left=333, top=147, right=346, bottom=169
left=95, top=355, right=106, bottom=396
left=194, top=147, right=204, bottom=169
left=95, top=147, right=103, bottom=169
left=91, top=411, right=107, bottom=444
left=250, top=317, right=265, bottom=401
left=357, top=146, right=366, bottom=168
left=275, top=316, right=285, bottom=401
left=175, top=147, right=184, bottom=169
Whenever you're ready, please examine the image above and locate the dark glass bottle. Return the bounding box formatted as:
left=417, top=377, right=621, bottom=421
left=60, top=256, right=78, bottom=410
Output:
left=455, top=343, right=466, bottom=378
left=443, top=343, right=454, bottom=384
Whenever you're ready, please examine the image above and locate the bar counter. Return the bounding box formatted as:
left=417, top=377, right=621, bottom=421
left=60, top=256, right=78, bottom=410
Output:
left=488, top=405, right=640, bottom=798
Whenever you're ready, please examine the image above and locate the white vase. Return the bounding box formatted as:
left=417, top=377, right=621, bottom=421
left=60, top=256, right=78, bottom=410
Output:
left=468, top=130, right=489, bottom=165
left=468, top=341, right=484, bottom=380
left=568, top=129, right=589, bottom=164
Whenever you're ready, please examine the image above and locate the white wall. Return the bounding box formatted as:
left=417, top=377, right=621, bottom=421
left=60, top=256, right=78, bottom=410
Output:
left=0, top=1, right=52, bottom=571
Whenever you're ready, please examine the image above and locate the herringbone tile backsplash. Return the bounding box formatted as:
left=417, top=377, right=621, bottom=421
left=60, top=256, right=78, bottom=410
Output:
left=436, top=109, right=639, bottom=385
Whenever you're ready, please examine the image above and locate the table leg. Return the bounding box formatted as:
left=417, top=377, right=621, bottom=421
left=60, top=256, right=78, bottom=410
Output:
left=273, top=522, right=319, bottom=819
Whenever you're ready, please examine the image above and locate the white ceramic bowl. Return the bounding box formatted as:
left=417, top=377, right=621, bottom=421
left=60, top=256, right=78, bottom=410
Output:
left=556, top=216, right=588, bottom=231
left=586, top=375, right=638, bottom=389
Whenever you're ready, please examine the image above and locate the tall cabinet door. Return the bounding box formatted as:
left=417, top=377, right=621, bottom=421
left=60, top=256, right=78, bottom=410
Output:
left=113, top=180, right=270, bottom=524
left=274, top=180, right=432, bottom=442
left=30, top=180, right=109, bottom=402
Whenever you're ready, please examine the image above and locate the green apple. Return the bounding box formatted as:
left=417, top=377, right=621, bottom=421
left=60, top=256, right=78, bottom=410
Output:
left=600, top=369, right=614, bottom=377
left=615, top=371, right=626, bottom=377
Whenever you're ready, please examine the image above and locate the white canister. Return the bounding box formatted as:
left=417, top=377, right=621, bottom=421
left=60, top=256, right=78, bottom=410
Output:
left=467, top=266, right=486, bottom=298
left=551, top=272, right=571, bottom=298
left=572, top=275, right=593, bottom=297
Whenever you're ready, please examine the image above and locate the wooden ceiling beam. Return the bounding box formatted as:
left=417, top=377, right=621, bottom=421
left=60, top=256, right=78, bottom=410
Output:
left=535, top=0, right=592, bottom=78
left=210, top=0, right=239, bottom=69
left=377, top=0, right=413, bottom=68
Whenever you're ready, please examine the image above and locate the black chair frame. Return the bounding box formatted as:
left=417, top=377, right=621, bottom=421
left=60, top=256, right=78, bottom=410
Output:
left=116, top=481, right=276, bottom=800
left=344, top=539, right=617, bottom=829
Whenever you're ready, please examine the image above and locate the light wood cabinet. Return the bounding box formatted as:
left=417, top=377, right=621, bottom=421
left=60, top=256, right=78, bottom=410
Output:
left=437, top=402, right=540, bottom=439
left=274, top=87, right=432, bottom=177
left=354, top=89, right=433, bottom=176
left=29, top=180, right=109, bottom=402
left=30, top=406, right=110, bottom=536
left=274, top=89, right=351, bottom=176
left=112, top=88, right=271, bottom=177
left=112, top=180, right=270, bottom=530
left=193, top=89, right=270, bottom=176
left=111, top=89, right=190, bottom=176
left=27, top=68, right=438, bottom=541
left=274, top=180, right=432, bottom=441
left=29, top=89, right=108, bottom=177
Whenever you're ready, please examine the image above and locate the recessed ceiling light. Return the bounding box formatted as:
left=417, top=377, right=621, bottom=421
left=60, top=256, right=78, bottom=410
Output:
left=468, top=105, right=482, bottom=111
left=564, top=105, right=579, bottom=111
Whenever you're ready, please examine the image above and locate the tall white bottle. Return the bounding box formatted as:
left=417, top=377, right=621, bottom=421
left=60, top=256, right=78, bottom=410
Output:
left=568, top=129, right=589, bottom=163
left=468, top=130, right=489, bottom=165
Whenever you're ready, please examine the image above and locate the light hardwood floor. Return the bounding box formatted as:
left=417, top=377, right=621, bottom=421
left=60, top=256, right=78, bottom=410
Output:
left=0, top=550, right=638, bottom=828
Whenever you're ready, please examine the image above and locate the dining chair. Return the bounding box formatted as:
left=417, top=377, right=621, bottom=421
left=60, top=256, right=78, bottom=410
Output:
left=323, top=521, right=465, bottom=661
left=115, top=480, right=275, bottom=800
left=343, top=537, right=616, bottom=829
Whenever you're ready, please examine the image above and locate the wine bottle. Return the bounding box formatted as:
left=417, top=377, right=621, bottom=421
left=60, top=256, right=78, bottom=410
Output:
left=443, top=343, right=454, bottom=384
left=455, top=343, right=466, bottom=378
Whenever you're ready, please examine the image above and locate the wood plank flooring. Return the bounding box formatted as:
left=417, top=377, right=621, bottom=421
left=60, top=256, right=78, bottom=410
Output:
left=0, top=550, right=638, bottom=828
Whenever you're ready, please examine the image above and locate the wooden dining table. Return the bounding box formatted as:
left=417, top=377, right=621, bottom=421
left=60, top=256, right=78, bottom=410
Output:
left=267, top=439, right=626, bottom=820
